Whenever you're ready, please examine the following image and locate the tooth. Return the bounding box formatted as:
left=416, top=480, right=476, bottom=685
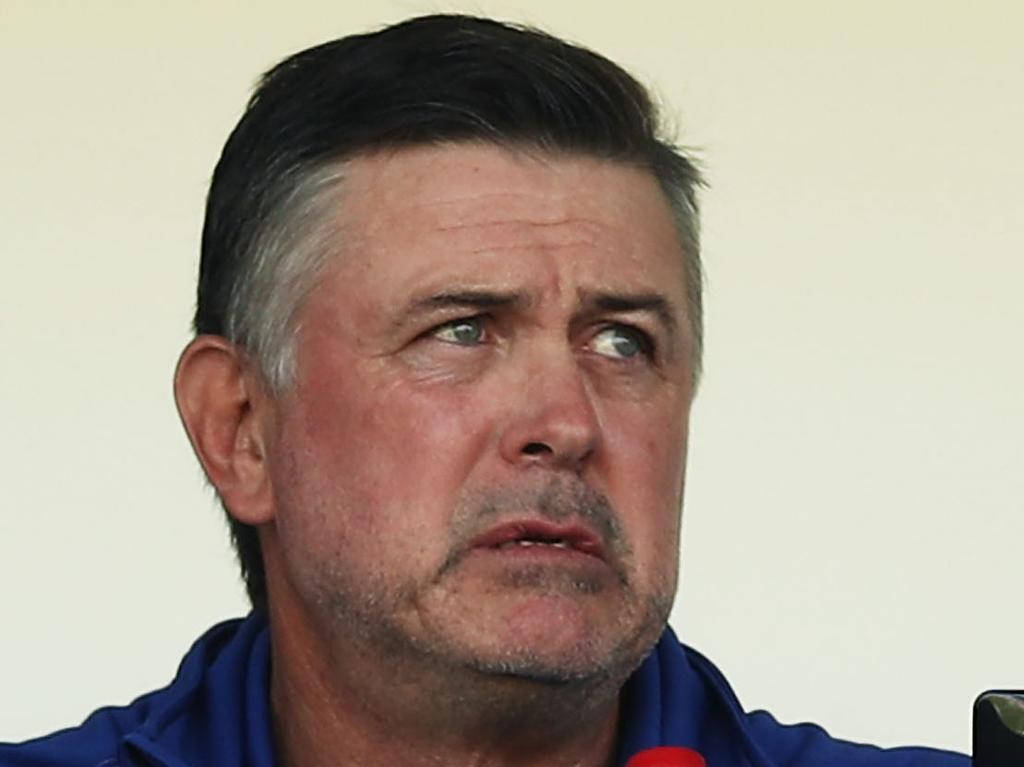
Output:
left=518, top=540, right=536, bottom=547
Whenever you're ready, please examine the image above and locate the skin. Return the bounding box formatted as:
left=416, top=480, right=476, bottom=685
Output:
left=175, top=143, right=697, bottom=767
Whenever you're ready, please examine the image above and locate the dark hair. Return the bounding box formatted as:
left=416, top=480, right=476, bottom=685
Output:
left=194, top=13, right=704, bottom=612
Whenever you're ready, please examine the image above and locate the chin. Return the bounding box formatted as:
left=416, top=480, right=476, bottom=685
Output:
left=465, top=648, right=629, bottom=686
left=442, top=598, right=670, bottom=689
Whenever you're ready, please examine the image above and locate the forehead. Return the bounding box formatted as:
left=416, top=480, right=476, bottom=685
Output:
left=320, top=143, right=688, bottom=305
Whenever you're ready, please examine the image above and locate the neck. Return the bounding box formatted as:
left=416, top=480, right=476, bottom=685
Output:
left=265, top=566, right=623, bottom=767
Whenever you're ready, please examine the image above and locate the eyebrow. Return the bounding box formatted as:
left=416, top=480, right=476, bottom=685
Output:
left=583, top=291, right=679, bottom=336
left=391, top=290, right=526, bottom=331
left=393, top=287, right=680, bottom=336
left=407, top=290, right=525, bottom=312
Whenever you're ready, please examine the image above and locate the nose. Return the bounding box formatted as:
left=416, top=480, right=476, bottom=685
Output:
left=497, top=349, right=601, bottom=472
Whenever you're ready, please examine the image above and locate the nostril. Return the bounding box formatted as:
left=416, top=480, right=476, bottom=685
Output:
left=522, top=442, right=552, bottom=456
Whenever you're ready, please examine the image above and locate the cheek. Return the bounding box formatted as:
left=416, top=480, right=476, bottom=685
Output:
left=603, top=396, right=689, bottom=499
left=598, top=398, right=689, bottom=570
left=273, top=369, right=498, bottom=547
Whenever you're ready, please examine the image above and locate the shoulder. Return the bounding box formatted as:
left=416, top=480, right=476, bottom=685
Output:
left=0, top=695, right=154, bottom=767
left=741, top=708, right=969, bottom=767
left=0, top=617, right=259, bottom=767
left=653, top=631, right=969, bottom=766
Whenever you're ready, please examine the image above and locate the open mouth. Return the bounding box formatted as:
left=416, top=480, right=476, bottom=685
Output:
left=471, top=520, right=606, bottom=561
left=496, top=538, right=572, bottom=550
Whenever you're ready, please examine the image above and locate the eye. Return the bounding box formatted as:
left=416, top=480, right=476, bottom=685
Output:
left=590, top=325, right=652, bottom=360
left=431, top=316, right=486, bottom=346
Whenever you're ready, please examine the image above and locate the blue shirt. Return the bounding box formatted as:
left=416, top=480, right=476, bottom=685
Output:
left=0, top=615, right=967, bottom=766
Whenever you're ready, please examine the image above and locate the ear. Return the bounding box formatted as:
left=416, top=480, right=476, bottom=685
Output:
left=174, top=335, right=276, bottom=526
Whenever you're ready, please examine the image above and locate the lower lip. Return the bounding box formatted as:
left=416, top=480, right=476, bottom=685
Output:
left=469, top=543, right=607, bottom=567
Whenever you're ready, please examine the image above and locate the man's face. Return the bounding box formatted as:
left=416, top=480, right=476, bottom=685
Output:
left=265, top=144, right=696, bottom=684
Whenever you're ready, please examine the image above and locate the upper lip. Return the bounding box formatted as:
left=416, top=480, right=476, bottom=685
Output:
left=469, top=519, right=608, bottom=561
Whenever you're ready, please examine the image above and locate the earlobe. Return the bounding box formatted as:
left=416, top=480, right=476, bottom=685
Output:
left=173, top=335, right=276, bottom=526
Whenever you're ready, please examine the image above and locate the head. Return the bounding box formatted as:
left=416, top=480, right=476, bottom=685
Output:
left=178, top=14, right=703, bottom=689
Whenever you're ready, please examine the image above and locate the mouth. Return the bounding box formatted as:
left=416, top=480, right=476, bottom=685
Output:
left=469, top=520, right=607, bottom=562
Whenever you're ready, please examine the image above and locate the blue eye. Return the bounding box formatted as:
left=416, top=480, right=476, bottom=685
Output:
left=591, top=326, right=651, bottom=360
left=432, top=317, right=485, bottom=345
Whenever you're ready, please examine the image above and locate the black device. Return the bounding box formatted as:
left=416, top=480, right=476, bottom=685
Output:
left=974, top=690, right=1024, bottom=766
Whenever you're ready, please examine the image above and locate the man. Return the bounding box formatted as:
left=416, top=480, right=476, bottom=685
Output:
left=1, top=14, right=968, bottom=767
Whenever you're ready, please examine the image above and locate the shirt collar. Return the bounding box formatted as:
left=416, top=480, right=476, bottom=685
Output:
left=122, top=614, right=701, bottom=767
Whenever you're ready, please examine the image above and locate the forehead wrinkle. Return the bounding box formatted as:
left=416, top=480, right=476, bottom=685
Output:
left=424, top=215, right=627, bottom=262
left=329, top=145, right=689, bottom=325
left=364, top=196, right=580, bottom=241
left=426, top=187, right=572, bottom=221
left=369, top=213, right=678, bottom=309
left=435, top=217, right=584, bottom=235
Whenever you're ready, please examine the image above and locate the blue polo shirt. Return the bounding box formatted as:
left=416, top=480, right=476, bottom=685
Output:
left=0, top=615, right=968, bottom=766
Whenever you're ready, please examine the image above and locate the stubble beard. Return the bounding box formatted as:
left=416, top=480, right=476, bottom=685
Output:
left=306, top=476, right=677, bottom=712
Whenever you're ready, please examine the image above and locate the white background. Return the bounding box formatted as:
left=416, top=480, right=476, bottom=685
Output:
left=2, top=0, right=1021, bottom=754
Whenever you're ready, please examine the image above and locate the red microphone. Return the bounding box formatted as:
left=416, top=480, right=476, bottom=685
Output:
left=625, top=746, right=706, bottom=767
